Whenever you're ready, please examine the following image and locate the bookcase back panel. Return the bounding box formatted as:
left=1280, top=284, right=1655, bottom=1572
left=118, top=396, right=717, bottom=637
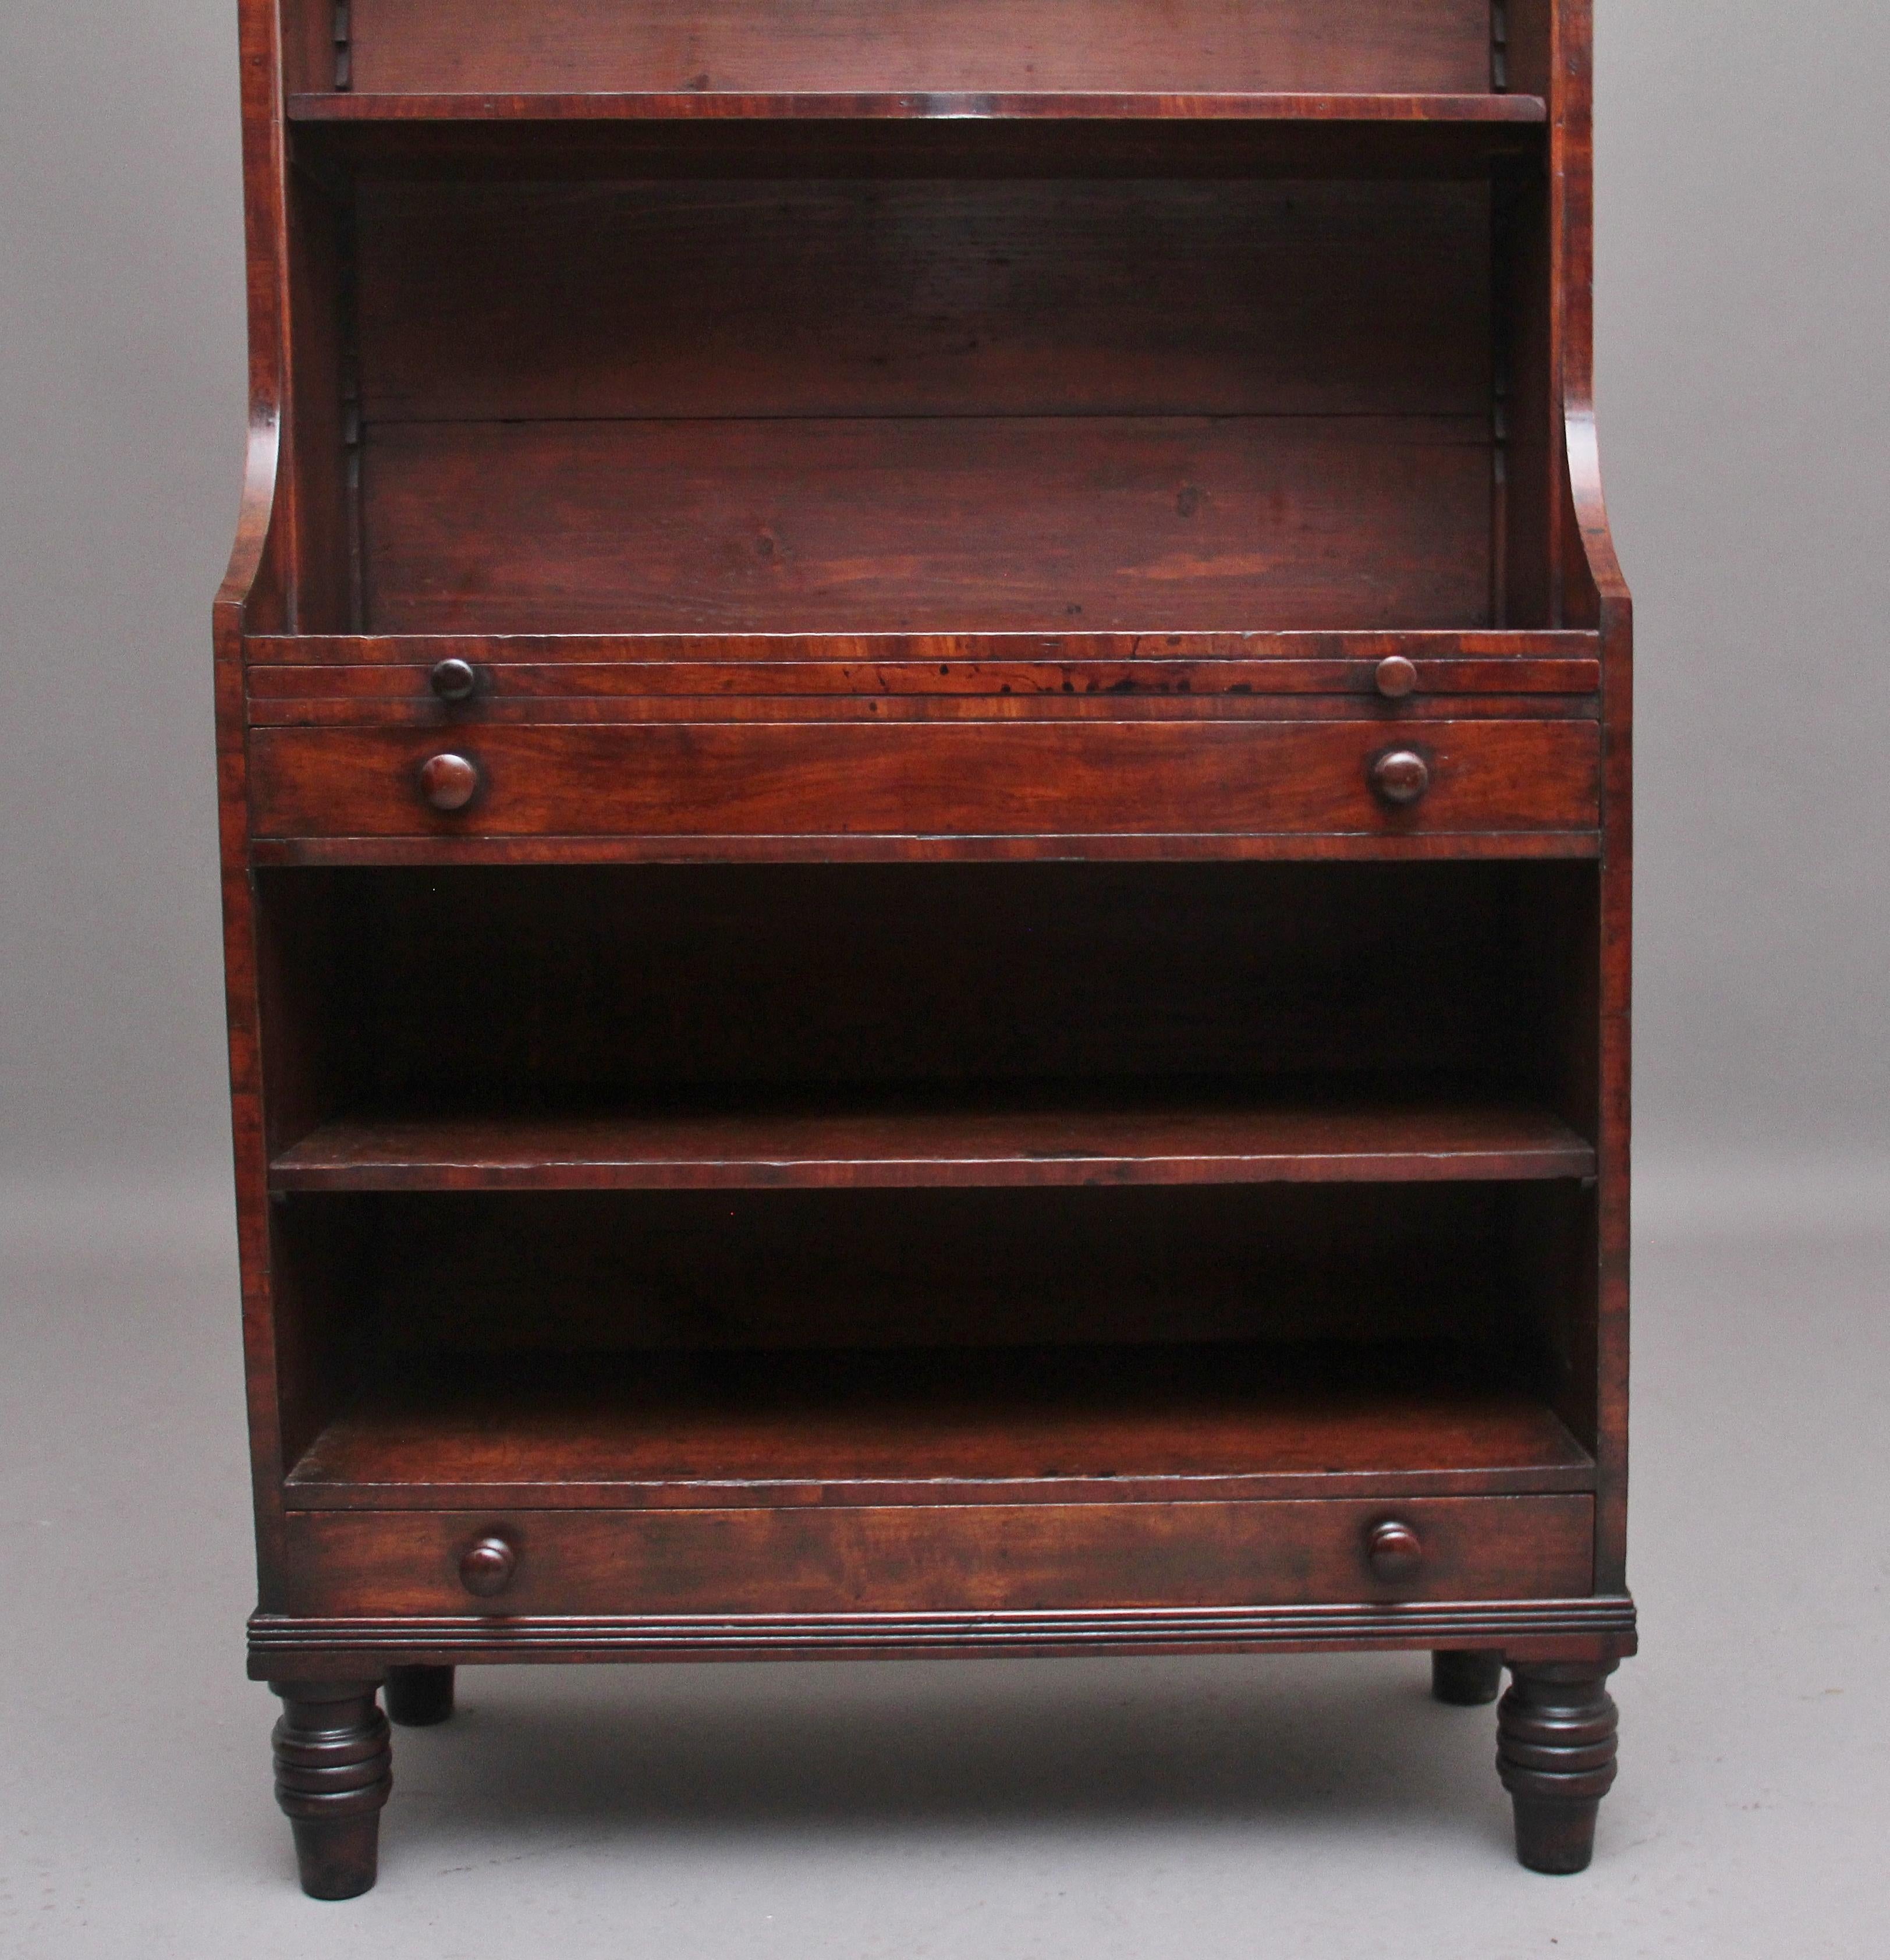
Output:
left=259, top=860, right=1583, bottom=1100
left=365, top=1183, right=1516, bottom=1353
left=356, top=180, right=1492, bottom=423
left=361, top=413, right=1490, bottom=633
left=349, top=176, right=1494, bottom=633
left=332, top=0, right=1497, bottom=98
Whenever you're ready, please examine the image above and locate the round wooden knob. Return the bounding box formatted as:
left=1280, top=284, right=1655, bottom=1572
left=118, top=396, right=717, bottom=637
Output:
left=1366, top=1519, right=1425, bottom=1582
left=1370, top=748, right=1430, bottom=806
left=1374, top=654, right=1418, bottom=699
left=429, top=657, right=479, bottom=703
left=418, top=752, right=480, bottom=812
left=459, top=1535, right=517, bottom=1599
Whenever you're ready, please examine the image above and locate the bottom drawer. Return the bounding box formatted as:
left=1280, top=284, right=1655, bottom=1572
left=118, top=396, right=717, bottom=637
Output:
left=281, top=1497, right=1594, bottom=1617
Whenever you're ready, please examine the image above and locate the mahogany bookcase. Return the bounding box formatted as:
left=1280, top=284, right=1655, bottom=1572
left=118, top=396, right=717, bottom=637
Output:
left=217, top=0, right=1633, bottom=1897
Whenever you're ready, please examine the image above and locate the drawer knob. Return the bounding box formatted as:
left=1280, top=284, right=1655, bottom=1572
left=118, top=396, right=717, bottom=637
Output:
left=1374, top=655, right=1418, bottom=699
left=429, top=657, right=479, bottom=703
left=459, top=1534, right=517, bottom=1599
left=1366, top=1519, right=1425, bottom=1582
left=1370, top=748, right=1430, bottom=806
left=419, top=752, right=480, bottom=813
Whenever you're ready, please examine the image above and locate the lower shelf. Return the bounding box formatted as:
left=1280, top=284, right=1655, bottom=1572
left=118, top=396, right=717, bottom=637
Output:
left=286, top=1342, right=1593, bottom=1509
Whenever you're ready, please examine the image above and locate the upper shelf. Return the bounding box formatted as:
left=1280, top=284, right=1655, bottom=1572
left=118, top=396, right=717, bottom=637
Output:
left=288, top=0, right=1541, bottom=169
left=286, top=91, right=1547, bottom=180
left=289, top=91, right=1545, bottom=125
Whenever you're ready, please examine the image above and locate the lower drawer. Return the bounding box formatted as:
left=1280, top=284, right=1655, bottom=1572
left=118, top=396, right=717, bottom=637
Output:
left=280, top=1496, right=1595, bottom=1617
left=248, top=719, right=1600, bottom=841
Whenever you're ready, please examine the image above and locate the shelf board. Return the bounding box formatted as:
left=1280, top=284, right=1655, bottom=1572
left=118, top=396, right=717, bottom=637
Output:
left=285, top=94, right=1547, bottom=182
left=271, top=1090, right=1595, bottom=1193
left=285, top=1342, right=1597, bottom=1509
left=289, top=90, right=1547, bottom=125
left=245, top=629, right=1604, bottom=666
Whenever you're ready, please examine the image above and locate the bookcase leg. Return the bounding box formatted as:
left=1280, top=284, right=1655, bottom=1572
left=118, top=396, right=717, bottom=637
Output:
left=384, top=1664, right=456, bottom=1727
left=1497, top=1661, right=1619, bottom=1873
left=270, top=1681, right=392, bottom=1899
left=1431, top=1650, right=1504, bottom=1705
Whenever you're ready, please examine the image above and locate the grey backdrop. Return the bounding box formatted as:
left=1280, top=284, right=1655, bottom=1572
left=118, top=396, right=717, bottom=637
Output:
left=3, top=1, right=1887, bottom=1210
left=3, top=4, right=1887, bottom=1955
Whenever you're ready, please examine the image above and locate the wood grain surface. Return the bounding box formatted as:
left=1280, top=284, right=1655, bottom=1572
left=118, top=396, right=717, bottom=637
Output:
left=270, top=1094, right=1596, bottom=1193
left=332, top=0, right=1499, bottom=99
left=360, top=416, right=1493, bottom=635
left=248, top=717, right=1598, bottom=839
left=283, top=1342, right=1595, bottom=1509
left=247, top=660, right=1602, bottom=715
left=356, top=179, right=1490, bottom=423
left=281, top=1493, right=1594, bottom=1616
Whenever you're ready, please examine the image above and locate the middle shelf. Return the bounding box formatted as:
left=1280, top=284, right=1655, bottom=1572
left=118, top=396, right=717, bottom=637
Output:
left=256, top=856, right=1604, bottom=1169
left=271, top=1088, right=1594, bottom=1192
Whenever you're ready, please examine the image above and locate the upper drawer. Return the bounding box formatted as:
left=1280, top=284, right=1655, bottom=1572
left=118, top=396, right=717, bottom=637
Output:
left=249, top=718, right=1598, bottom=842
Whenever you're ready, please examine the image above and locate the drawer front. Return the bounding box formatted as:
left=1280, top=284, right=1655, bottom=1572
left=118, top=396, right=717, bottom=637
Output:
left=250, top=720, right=1599, bottom=840
left=281, top=1497, right=1594, bottom=1617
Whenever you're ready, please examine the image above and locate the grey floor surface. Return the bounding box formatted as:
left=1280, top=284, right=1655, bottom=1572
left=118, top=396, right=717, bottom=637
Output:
left=3, top=1192, right=1886, bottom=1958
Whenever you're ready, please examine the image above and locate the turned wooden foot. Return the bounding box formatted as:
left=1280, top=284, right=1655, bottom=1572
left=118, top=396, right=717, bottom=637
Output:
left=384, top=1664, right=456, bottom=1727
left=1497, top=1661, right=1619, bottom=1873
left=1432, top=1650, right=1504, bottom=1705
left=271, top=1682, right=392, bottom=1899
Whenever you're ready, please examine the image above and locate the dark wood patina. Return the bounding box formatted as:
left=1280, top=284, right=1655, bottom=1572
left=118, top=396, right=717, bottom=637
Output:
left=219, top=0, right=1633, bottom=1892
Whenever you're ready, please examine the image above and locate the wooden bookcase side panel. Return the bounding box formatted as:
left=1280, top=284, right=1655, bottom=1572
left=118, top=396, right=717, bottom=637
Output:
left=283, top=165, right=354, bottom=635
left=221, top=0, right=303, bottom=1615
left=1526, top=0, right=1631, bottom=1594
left=1575, top=3, right=1633, bottom=1603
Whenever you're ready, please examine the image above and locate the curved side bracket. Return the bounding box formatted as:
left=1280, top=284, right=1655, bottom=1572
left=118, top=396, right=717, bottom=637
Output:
left=218, top=0, right=294, bottom=650
left=1548, top=0, right=1630, bottom=642
left=1562, top=402, right=1630, bottom=634
left=216, top=408, right=286, bottom=648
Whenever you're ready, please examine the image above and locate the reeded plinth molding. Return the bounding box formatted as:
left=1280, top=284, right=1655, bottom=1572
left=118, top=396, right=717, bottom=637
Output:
left=252, top=1596, right=1637, bottom=1671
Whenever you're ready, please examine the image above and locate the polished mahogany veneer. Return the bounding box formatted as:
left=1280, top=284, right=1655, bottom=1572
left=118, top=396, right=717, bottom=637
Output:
left=219, top=0, right=1632, bottom=1896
